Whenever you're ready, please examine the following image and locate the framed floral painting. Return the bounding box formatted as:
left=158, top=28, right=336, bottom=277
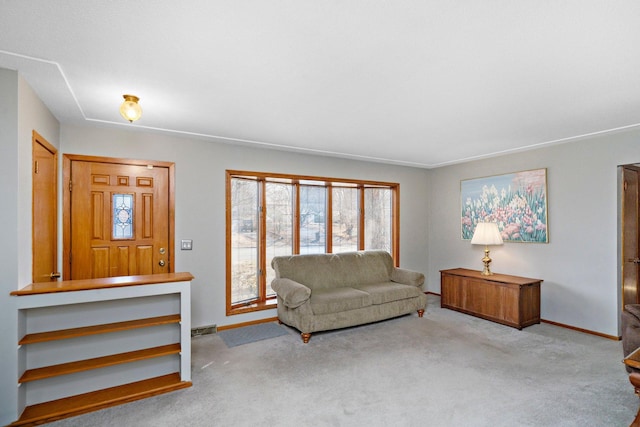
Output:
left=461, top=168, right=548, bottom=243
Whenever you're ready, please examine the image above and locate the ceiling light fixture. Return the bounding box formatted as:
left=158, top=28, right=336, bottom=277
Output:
left=119, top=94, right=142, bottom=123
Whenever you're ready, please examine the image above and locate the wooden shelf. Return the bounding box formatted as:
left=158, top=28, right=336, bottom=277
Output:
left=19, top=314, right=181, bottom=345
left=10, top=273, right=193, bottom=426
left=11, top=272, right=195, bottom=295
left=10, top=373, right=191, bottom=426
left=19, top=344, right=181, bottom=383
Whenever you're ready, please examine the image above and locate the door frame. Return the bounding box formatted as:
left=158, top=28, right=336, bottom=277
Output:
left=32, top=131, right=58, bottom=282
left=62, top=154, right=176, bottom=280
left=621, top=164, right=640, bottom=310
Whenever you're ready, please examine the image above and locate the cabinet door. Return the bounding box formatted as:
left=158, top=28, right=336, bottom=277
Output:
left=441, top=274, right=462, bottom=308
left=519, top=284, right=541, bottom=325
left=466, top=279, right=519, bottom=326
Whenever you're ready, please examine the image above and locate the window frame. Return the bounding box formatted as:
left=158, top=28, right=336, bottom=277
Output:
left=226, top=170, right=400, bottom=316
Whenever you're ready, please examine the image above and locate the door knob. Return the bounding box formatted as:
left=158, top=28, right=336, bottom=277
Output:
left=628, top=258, right=640, bottom=264
left=159, top=260, right=165, bottom=267
left=50, top=272, right=61, bottom=279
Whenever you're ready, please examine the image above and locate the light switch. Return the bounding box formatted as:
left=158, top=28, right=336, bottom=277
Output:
left=181, top=239, right=193, bottom=250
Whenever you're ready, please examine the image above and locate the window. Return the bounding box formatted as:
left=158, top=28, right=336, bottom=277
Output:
left=226, top=171, right=399, bottom=315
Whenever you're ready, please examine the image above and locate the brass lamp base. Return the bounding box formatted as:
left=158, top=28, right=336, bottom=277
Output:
left=481, top=246, right=493, bottom=275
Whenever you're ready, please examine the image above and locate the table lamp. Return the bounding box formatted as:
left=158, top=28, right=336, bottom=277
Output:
left=471, top=222, right=503, bottom=275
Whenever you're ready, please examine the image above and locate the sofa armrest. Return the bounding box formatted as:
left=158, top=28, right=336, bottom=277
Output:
left=271, top=278, right=312, bottom=308
left=391, top=268, right=425, bottom=287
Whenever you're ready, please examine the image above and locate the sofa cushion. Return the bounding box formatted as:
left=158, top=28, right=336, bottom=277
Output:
left=310, top=287, right=372, bottom=315
left=271, top=251, right=394, bottom=290
left=354, top=282, right=423, bottom=305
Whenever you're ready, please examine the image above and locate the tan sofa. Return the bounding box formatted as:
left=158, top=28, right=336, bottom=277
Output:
left=271, top=250, right=427, bottom=343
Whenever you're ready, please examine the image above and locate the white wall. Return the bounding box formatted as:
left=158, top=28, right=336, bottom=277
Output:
left=0, top=67, right=20, bottom=426
left=0, top=70, right=60, bottom=425
left=426, top=129, right=640, bottom=337
left=60, top=124, right=430, bottom=329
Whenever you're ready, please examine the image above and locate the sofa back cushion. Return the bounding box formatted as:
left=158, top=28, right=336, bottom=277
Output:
left=271, top=250, right=394, bottom=290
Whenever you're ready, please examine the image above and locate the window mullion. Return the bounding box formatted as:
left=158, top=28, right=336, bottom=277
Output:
left=293, top=182, right=300, bottom=254
left=326, top=184, right=332, bottom=253
left=392, top=186, right=400, bottom=265
left=358, top=186, right=365, bottom=250
left=259, top=179, right=267, bottom=302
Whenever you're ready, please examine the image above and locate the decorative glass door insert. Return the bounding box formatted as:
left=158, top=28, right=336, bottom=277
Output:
left=113, top=193, right=134, bottom=239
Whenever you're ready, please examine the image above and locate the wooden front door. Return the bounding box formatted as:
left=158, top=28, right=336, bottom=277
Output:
left=32, top=131, right=59, bottom=282
left=622, top=165, right=640, bottom=308
left=64, top=155, right=175, bottom=280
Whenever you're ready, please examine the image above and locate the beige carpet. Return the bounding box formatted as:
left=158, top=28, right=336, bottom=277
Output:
left=48, top=295, right=637, bottom=426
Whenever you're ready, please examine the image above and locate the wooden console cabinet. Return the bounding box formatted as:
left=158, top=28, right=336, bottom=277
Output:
left=440, top=268, right=542, bottom=329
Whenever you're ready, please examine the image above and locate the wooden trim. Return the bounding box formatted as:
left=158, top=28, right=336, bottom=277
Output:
left=10, top=373, right=190, bottom=426
left=62, top=154, right=176, bottom=280
left=11, top=272, right=194, bottom=295
left=32, top=130, right=57, bottom=154
left=326, top=184, right=333, bottom=253
left=62, top=154, right=175, bottom=169
left=168, top=162, right=175, bottom=273
left=225, top=172, right=233, bottom=316
left=19, top=344, right=181, bottom=383
left=19, top=314, right=181, bottom=345
left=62, top=154, right=72, bottom=280
left=228, top=298, right=277, bottom=316
left=358, top=186, right=365, bottom=250
left=225, top=170, right=400, bottom=316
left=428, top=290, right=620, bottom=340
left=259, top=179, right=267, bottom=302
left=226, top=169, right=398, bottom=188
left=32, top=131, right=58, bottom=283
left=393, top=185, right=400, bottom=266
left=217, top=316, right=279, bottom=331
left=293, top=183, right=300, bottom=254
left=540, top=319, right=621, bottom=341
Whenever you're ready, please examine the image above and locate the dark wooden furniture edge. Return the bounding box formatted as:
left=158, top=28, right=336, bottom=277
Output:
left=440, top=268, right=543, bottom=285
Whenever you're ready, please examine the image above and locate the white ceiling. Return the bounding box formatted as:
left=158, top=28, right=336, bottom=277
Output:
left=1, top=1, right=639, bottom=168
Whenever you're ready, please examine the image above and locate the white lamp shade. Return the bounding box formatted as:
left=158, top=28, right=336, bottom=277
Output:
left=470, top=222, right=503, bottom=246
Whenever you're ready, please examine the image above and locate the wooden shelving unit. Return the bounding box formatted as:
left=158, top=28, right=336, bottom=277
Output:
left=10, top=273, right=194, bottom=426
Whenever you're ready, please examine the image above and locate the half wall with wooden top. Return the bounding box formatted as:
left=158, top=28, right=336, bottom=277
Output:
left=9, top=272, right=194, bottom=426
